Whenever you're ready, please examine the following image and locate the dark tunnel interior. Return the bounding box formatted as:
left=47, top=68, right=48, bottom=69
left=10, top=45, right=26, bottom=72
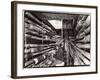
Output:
left=23, top=11, right=90, bottom=68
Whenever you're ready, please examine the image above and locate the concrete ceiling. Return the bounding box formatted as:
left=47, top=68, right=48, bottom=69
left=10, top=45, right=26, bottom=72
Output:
left=30, top=11, right=79, bottom=20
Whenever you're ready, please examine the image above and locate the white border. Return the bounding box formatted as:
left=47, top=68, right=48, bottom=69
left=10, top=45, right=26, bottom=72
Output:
left=17, top=3, right=96, bottom=76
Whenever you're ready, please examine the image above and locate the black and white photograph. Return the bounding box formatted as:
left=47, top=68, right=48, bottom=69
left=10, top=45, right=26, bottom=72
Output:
left=24, top=11, right=91, bottom=68
left=11, top=1, right=97, bottom=78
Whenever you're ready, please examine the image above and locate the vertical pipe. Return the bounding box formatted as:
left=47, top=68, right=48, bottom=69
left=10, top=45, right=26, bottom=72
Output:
left=63, top=19, right=70, bottom=66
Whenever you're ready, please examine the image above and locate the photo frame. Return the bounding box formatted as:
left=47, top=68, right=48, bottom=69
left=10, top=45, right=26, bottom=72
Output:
left=11, top=1, right=98, bottom=78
